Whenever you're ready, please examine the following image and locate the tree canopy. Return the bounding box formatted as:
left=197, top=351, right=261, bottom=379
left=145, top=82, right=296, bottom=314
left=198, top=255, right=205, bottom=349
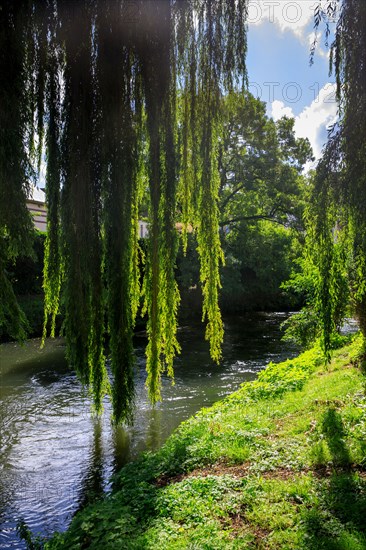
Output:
left=0, top=0, right=248, bottom=422
left=217, top=92, right=313, bottom=231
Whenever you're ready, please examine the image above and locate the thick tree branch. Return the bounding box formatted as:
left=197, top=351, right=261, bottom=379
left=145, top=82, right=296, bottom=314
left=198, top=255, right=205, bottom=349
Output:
left=219, top=212, right=286, bottom=228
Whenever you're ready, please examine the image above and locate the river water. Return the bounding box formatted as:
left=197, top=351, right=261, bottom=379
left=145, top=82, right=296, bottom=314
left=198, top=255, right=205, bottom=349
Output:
left=0, top=313, right=297, bottom=548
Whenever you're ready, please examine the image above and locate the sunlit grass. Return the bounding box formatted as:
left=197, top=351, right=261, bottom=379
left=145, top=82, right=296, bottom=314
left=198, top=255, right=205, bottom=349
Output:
left=43, top=334, right=366, bottom=549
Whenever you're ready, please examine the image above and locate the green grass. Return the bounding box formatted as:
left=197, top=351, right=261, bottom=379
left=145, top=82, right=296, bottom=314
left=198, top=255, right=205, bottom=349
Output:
left=42, top=334, right=366, bottom=549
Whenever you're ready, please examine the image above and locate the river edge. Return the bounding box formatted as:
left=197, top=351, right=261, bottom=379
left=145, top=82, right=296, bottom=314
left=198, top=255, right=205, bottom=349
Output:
left=40, top=333, right=366, bottom=549
left=0, top=313, right=299, bottom=549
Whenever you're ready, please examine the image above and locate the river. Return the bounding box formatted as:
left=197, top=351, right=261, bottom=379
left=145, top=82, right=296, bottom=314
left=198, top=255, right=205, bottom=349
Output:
left=0, top=313, right=297, bottom=548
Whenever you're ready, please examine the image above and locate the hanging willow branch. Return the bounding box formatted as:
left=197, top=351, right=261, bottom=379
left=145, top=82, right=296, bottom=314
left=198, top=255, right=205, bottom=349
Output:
left=0, top=1, right=35, bottom=340
left=0, top=0, right=248, bottom=423
left=310, top=0, right=366, bottom=356
left=42, top=9, right=62, bottom=343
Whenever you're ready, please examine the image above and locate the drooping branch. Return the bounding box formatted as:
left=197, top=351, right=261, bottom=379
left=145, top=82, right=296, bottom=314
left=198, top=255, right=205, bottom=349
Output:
left=309, top=0, right=366, bottom=353
left=0, top=1, right=35, bottom=341
left=1, top=0, right=249, bottom=422
left=219, top=213, right=286, bottom=228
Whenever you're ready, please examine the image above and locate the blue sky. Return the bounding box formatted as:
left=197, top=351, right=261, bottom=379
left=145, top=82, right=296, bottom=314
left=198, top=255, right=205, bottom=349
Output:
left=246, top=0, right=339, bottom=167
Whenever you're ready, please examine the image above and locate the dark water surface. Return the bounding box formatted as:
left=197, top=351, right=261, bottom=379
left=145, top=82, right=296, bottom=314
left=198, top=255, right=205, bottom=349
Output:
left=0, top=313, right=297, bottom=548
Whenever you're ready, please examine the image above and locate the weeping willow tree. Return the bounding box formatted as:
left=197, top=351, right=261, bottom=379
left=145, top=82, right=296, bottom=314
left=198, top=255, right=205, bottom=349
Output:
left=0, top=0, right=248, bottom=422
left=309, top=0, right=366, bottom=358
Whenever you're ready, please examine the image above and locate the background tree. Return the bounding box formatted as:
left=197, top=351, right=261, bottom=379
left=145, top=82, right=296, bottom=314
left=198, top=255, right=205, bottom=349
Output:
left=177, top=91, right=313, bottom=313
left=218, top=93, right=313, bottom=231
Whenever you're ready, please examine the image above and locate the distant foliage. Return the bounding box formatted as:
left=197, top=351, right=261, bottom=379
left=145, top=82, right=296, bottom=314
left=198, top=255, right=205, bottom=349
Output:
left=281, top=224, right=349, bottom=352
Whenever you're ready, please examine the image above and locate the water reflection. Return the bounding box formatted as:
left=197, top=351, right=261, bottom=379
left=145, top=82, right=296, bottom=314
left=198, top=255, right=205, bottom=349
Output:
left=146, top=408, right=164, bottom=453
left=76, top=419, right=105, bottom=511
left=0, top=313, right=298, bottom=548
left=112, top=424, right=131, bottom=474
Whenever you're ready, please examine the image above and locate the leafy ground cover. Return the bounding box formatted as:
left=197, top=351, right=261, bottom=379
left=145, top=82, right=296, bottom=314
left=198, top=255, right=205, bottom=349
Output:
left=42, top=334, right=366, bottom=549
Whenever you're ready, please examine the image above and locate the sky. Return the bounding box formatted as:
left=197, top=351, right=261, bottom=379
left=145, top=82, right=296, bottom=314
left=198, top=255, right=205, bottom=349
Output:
left=246, top=0, right=339, bottom=169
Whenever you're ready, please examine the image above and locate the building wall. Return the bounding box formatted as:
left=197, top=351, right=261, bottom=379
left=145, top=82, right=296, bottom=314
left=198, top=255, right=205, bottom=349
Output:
left=26, top=185, right=149, bottom=238
left=27, top=200, right=47, bottom=232
left=139, top=220, right=149, bottom=238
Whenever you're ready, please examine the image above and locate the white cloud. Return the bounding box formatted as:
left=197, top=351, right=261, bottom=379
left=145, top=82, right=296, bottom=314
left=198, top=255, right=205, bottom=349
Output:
left=248, top=0, right=335, bottom=49
left=248, top=0, right=314, bottom=39
left=270, top=83, right=338, bottom=168
left=271, top=99, right=294, bottom=121
left=294, top=83, right=338, bottom=159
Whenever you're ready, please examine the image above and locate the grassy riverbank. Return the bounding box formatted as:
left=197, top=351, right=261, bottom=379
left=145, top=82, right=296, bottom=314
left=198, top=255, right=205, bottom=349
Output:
left=44, top=334, right=366, bottom=550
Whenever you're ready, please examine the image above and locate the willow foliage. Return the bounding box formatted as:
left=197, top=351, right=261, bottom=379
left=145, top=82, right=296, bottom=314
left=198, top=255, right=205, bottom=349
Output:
left=0, top=2, right=35, bottom=340
left=310, top=0, right=366, bottom=356
left=1, top=0, right=248, bottom=422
